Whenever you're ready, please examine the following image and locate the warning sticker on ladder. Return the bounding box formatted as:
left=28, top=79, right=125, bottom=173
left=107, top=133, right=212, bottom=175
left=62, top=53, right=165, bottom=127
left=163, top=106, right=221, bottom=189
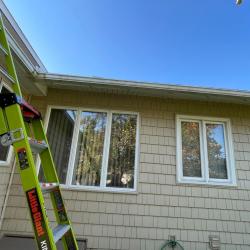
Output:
left=26, top=188, right=52, bottom=250
left=17, top=148, right=29, bottom=170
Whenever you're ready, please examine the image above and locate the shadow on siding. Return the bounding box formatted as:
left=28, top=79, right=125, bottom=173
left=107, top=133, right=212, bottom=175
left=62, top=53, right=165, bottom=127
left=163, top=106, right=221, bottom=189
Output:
left=0, top=234, right=87, bottom=249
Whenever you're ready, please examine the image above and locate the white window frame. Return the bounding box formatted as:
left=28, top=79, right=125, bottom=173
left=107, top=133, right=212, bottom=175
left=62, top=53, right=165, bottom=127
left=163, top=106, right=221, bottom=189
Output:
left=0, top=81, right=14, bottom=167
left=176, top=114, right=236, bottom=186
left=39, top=105, right=140, bottom=193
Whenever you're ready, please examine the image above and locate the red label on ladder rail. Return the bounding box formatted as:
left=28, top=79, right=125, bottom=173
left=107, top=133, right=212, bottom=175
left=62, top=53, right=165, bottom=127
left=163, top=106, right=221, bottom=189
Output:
left=26, top=188, right=52, bottom=250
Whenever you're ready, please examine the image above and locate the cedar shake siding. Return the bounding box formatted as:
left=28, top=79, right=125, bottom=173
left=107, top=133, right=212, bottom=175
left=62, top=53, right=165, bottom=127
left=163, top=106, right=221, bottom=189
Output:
left=1, top=88, right=250, bottom=250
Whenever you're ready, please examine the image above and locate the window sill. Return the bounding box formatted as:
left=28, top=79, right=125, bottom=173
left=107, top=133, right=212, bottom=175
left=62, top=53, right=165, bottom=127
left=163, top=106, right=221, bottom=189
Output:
left=0, top=148, right=14, bottom=167
left=176, top=179, right=237, bottom=188
left=60, top=184, right=138, bottom=194
left=0, top=162, right=11, bottom=167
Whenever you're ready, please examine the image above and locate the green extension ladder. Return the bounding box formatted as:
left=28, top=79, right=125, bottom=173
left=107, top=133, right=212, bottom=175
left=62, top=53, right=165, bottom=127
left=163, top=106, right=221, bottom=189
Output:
left=0, top=13, right=79, bottom=250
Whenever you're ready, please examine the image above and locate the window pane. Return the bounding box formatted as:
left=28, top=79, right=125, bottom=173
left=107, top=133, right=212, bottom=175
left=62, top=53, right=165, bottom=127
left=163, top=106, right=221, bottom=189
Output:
left=1, top=86, right=11, bottom=94
left=0, top=146, right=9, bottom=162
left=0, top=86, right=10, bottom=162
left=106, top=113, right=137, bottom=188
left=181, top=121, right=202, bottom=177
left=72, top=112, right=107, bottom=186
left=39, top=109, right=77, bottom=184
left=206, top=124, right=228, bottom=179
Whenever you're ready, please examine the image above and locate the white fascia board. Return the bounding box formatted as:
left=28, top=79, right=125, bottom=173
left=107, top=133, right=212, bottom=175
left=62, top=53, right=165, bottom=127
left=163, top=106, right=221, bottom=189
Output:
left=6, top=30, right=35, bottom=73
left=0, top=0, right=47, bottom=72
left=37, top=72, right=250, bottom=100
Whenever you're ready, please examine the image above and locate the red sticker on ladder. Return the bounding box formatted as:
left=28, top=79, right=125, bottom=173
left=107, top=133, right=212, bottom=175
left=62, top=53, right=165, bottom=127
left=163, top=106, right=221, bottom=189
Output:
left=26, top=188, right=52, bottom=250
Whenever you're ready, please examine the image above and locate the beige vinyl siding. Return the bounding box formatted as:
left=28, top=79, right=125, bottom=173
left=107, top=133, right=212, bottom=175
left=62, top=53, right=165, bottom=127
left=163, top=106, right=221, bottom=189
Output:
left=0, top=78, right=14, bottom=230
left=1, top=88, right=250, bottom=250
left=0, top=165, right=12, bottom=229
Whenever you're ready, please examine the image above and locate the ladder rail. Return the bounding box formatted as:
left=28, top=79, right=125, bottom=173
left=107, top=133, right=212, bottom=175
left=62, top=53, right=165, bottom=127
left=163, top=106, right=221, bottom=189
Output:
left=0, top=12, right=79, bottom=250
left=4, top=104, right=56, bottom=250
left=32, top=118, right=79, bottom=249
left=0, top=14, right=22, bottom=96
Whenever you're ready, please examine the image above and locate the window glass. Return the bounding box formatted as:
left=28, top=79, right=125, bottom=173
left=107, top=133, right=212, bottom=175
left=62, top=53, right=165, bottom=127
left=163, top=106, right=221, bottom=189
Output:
left=0, top=145, right=9, bottom=162
left=39, top=109, right=77, bottom=183
left=1, top=86, right=10, bottom=94
left=177, top=116, right=235, bottom=185
left=43, top=108, right=138, bottom=190
left=72, top=111, right=107, bottom=186
left=181, top=121, right=201, bottom=177
left=0, top=86, right=10, bottom=163
left=206, top=124, right=227, bottom=179
left=106, top=113, right=137, bottom=188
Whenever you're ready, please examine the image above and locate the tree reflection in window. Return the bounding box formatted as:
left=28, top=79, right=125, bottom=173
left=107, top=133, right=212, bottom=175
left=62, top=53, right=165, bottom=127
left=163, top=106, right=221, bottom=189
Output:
left=206, top=124, right=227, bottom=179
left=72, top=112, right=107, bottom=186
left=106, top=114, right=137, bottom=188
left=181, top=121, right=202, bottom=177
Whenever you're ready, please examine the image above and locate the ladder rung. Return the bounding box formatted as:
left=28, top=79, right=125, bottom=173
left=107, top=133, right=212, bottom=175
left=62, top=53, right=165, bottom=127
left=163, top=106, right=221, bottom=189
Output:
left=28, top=137, right=47, bottom=153
left=0, top=66, right=15, bottom=83
left=40, top=182, right=59, bottom=194
left=0, top=43, right=8, bottom=55
left=53, top=224, right=71, bottom=243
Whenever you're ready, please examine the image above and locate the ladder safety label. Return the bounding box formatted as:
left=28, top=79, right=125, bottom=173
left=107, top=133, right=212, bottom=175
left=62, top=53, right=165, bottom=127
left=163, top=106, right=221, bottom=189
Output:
left=26, top=188, right=52, bottom=250
left=53, top=190, right=68, bottom=222
left=17, top=148, right=29, bottom=170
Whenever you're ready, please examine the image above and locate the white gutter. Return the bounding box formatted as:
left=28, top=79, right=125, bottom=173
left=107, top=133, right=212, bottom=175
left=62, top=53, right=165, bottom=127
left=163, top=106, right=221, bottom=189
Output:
left=37, top=72, right=250, bottom=99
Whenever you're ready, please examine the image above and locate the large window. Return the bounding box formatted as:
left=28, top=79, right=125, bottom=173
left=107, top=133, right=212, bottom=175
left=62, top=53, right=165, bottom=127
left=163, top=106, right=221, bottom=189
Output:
left=176, top=115, right=236, bottom=185
left=40, top=107, right=139, bottom=191
left=0, top=83, right=12, bottom=166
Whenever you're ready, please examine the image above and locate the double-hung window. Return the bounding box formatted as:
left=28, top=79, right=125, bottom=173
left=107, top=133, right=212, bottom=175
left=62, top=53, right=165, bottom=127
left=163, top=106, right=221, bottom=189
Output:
left=176, top=115, right=236, bottom=185
left=0, top=83, right=12, bottom=166
left=39, top=107, right=139, bottom=191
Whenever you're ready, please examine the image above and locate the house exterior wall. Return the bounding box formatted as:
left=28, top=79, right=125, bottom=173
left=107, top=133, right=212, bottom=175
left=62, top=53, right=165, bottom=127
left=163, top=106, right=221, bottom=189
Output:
left=1, top=88, right=250, bottom=250
left=0, top=162, right=13, bottom=229
left=0, top=79, right=15, bottom=230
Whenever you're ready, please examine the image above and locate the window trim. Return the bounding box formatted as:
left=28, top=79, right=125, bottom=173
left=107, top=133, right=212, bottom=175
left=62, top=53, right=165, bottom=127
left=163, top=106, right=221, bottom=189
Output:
left=0, top=147, right=13, bottom=166
left=40, top=105, right=140, bottom=193
left=0, top=81, right=14, bottom=167
left=176, top=114, right=236, bottom=186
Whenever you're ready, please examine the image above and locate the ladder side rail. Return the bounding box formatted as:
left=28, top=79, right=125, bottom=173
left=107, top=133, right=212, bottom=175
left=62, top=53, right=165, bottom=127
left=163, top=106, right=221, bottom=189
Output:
left=0, top=107, right=8, bottom=135
left=4, top=103, right=57, bottom=250
left=0, top=11, right=79, bottom=250
left=32, top=119, right=79, bottom=249
left=32, top=119, right=59, bottom=183
left=0, top=13, right=22, bottom=96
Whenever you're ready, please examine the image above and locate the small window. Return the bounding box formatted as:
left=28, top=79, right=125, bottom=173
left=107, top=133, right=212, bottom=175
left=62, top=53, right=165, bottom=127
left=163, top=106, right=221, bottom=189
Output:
left=176, top=115, right=236, bottom=185
left=40, top=108, right=139, bottom=192
left=0, top=84, right=12, bottom=165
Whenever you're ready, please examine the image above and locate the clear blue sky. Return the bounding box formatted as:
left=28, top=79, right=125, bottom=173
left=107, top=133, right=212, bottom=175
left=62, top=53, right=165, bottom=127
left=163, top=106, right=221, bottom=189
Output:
left=4, top=0, right=250, bottom=90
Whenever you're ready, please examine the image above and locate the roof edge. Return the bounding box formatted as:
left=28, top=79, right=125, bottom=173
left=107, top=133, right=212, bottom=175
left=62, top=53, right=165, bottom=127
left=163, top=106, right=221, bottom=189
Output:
left=37, top=72, right=250, bottom=99
left=0, top=0, right=47, bottom=72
